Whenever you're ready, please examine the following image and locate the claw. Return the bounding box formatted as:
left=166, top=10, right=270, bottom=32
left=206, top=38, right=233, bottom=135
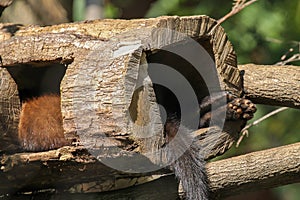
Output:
left=199, top=92, right=257, bottom=128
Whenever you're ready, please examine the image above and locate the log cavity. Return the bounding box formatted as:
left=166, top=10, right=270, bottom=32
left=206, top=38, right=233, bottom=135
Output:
left=147, top=39, right=214, bottom=123
left=6, top=61, right=70, bottom=102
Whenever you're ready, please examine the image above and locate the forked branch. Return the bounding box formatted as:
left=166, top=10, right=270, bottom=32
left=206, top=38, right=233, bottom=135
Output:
left=218, top=0, right=258, bottom=24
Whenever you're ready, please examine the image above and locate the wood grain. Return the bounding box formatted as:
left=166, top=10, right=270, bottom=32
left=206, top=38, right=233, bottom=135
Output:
left=239, top=64, right=300, bottom=108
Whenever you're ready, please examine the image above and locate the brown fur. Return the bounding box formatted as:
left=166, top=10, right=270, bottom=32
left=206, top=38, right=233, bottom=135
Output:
left=18, top=94, right=69, bottom=151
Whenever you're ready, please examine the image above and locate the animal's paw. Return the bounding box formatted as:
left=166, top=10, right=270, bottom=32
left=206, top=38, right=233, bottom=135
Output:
left=226, top=97, right=257, bottom=121
left=199, top=92, right=257, bottom=128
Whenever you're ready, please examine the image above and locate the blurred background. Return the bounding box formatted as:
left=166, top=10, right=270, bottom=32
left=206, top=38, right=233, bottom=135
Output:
left=1, top=0, right=300, bottom=199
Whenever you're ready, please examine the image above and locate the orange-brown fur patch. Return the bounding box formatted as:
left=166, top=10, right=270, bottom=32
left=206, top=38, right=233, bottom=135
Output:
left=18, top=94, right=69, bottom=151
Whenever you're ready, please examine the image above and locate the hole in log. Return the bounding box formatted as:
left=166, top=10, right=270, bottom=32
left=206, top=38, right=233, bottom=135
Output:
left=5, top=60, right=72, bottom=152
left=6, top=62, right=67, bottom=102
left=145, top=39, right=215, bottom=129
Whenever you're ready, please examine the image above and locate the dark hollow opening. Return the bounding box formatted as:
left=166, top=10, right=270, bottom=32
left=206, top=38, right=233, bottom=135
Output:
left=6, top=62, right=68, bottom=102
left=1, top=60, right=72, bottom=154
left=146, top=39, right=216, bottom=129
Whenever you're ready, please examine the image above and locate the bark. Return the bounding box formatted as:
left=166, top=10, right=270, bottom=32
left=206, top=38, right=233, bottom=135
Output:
left=0, top=16, right=299, bottom=197
left=239, top=64, right=300, bottom=108
left=2, top=138, right=299, bottom=198
left=208, top=142, right=300, bottom=199
left=0, top=67, right=20, bottom=153
left=0, top=145, right=170, bottom=194
left=0, top=15, right=240, bottom=159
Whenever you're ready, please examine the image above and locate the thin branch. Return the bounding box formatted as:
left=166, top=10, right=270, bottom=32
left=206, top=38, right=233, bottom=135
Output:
left=276, top=53, right=300, bottom=65
left=265, top=39, right=300, bottom=65
left=236, top=107, right=289, bottom=147
left=236, top=41, right=299, bottom=145
left=218, top=0, right=258, bottom=24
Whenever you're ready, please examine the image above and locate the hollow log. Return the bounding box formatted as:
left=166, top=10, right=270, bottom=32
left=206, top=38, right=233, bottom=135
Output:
left=0, top=15, right=243, bottom=195
left=1, top=15, right=298, bottom=197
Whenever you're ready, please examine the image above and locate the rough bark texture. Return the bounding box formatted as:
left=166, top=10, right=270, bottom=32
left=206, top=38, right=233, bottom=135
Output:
left=208, top=142, right=300, bottom=199
left=0, top=15, right=241, bottom=157
left=0, top=15, right=243, bottom=195
left=2, top=137, right=299, bottom=198
left=239, top=64, right=300, bottom=108
left=0, top=145, right=171, bottom=195
left=0, top=67, right=20, bottom=153
left=0, top=16, right=299, bottom=197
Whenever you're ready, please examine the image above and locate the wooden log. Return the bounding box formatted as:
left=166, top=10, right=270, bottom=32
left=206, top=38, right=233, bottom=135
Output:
left=0, top=146, right=170, bottom=194
left=2, top=138, right=299, bottom=198
left=0, top=16, right=240, bottom=154
left=0, top=67, right=20, bottom=153
left=0, top=15, right=242, bottom=194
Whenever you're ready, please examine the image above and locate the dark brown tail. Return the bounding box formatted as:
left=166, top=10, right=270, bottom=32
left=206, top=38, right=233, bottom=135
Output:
left=165, top=121, right=209, bottom=200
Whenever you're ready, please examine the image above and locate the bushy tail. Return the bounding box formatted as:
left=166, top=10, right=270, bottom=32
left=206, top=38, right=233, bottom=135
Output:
left=166, top=124, right=209, bottom=200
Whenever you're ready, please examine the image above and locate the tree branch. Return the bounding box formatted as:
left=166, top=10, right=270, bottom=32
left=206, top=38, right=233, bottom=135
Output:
left=2, top=141, right=300, bottom=198
left=236, top=107, right=289, bottom=147
left=238, top=64, right=300, bottom=109
left=207, top=142, right=300, bottom=199
left=218, top=0, right=257, bottom=25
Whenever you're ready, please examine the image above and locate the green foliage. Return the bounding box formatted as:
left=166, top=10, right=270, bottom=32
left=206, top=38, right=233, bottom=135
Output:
left=222, top=0, right=290, bottom=64
left=233, top=106, right=300, bottom=153
left=73, top=0, right=119, bottom=21
left=73, top=0, right=85, bottom=21
left=275, top=183, right=300, bottom=200
left=146, top=0, right=181, bottom=17
left=147, top=0, right=300, bottom=64
left=104, top=2, right=120, bottom=19
left=146, top=0, right=231, bottom=18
